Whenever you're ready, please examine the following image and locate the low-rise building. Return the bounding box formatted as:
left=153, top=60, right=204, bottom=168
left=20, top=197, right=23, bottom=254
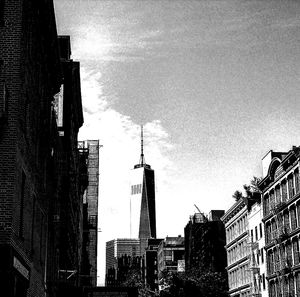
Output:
left=157, top=236, right=185, bottom=283
left=221, top=199, right=251, bottom=297
left=185, top=210, right=227, bottom=274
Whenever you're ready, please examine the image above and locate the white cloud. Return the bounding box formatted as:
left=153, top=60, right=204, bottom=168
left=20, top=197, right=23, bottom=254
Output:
left=78, top=70, right=175, bottom=285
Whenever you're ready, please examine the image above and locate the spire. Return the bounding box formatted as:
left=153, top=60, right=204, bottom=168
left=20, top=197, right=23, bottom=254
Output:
left=139, top=125, right=145, bottom=166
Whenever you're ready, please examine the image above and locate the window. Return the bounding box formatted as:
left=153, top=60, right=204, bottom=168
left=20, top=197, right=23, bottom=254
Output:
left=295, top=169, right=300, bottom=194
left=262, top=273, right=266, bottom=290
left=282, top=180, right=288, bottom=202
left=288, top=174, right=295, bottom=199
left=264, top=194, right=270, bottom=216
left=0, top=1, right=4, bottom=26
left=251, top=229, right=253, bottom=242
left=259, top=223, right=263, bottom=238
left=30, top=196, right=36, bottom=252
left=255, top=226, right=258, bottom=241
left=19, top=171, right=26, bottom=238
left=261, top=248, right=264, bottom=263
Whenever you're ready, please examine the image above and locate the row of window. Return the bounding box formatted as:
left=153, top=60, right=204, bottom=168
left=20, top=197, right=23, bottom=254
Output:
left=264, top=168, right=300, bottom=217
left=265, top=203, right=300, bottom=244
left=226, top=214, right=248, bottom=243
left=227, top=239, right=248, bottom=265
left=267, top=236, right=300, bottom=275
left=131, top=184, right=142, bottom=195
left=0, top=1, right=4, bottom=26
left=228, top=263, right=250, bottom=289
left=269, top=272, right=300, bottom=297
left=250, top=223, right=263, bottom=242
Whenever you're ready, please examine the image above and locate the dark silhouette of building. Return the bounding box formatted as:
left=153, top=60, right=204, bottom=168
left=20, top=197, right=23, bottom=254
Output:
left=54, top=36, right=91, bottom=295
left=184, top=210, right=227, bottom=273
left=130, top=126, right=156, bottom=240
left=0, top=0, right=62, bottom=296
left=78, top=140, right=100, bottom=287
left=0, top=2, right=92, bottom=296
left=144, top=238, right=163, bottom=293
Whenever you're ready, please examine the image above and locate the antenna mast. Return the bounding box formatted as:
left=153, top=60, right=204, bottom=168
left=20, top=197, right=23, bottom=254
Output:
left=139, top=125, right=145, bottom=166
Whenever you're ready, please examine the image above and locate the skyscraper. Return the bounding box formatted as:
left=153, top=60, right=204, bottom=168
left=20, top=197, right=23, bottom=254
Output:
left=130, top=126, right=156, bottom=239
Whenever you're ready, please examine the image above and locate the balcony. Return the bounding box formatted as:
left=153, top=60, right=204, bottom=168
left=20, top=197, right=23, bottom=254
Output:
left=270, top=201, right=286, bottom=214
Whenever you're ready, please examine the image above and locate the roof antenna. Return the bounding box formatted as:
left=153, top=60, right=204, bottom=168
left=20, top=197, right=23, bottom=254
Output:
left=139, top=125, right=145, bottom=166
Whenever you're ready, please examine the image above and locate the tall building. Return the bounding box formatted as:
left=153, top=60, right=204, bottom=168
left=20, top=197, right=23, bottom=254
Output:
left=258, top=147, right=300, bottom=296
left=78, top=140, right=100, bottom=287
left=0, top=1, right=62, bottom=296
left=130, top=126, right=156, bottom=239
left=54, top=35, right=87, bottom=295
left=184, top=210, right=227, bottom=274
left=0, top=2, right=88, bottom=296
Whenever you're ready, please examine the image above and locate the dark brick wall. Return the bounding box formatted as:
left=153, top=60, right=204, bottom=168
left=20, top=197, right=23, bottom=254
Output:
left=0, top=0, right=62, bottom=296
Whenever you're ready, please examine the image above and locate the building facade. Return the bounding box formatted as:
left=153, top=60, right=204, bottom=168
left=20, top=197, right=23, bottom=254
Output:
left=157, top=236, right=185, bottom=286
left=0, top=2, right=90, bottom=296
left=259, top=148, right=300, bottom=296
left=0, top=0, right=62, bottom=296
left=247, top=197, right=268, bottom=297
left=185, top=210, right=227, bottom=274
left=105, top=238, right=143, bottom=286
left=130, top=127, right=156, bottom=240
left=78, top=140, right=100, bottom=287
left=222, top=199, right=251, bottom=297
left=144, top=238, right=163, bottom=293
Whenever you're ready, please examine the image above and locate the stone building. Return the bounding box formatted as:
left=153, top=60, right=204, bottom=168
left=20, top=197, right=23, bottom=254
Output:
left=221, top=199, right=251, bottom=297
left=259, top=148, right=300, bottom=296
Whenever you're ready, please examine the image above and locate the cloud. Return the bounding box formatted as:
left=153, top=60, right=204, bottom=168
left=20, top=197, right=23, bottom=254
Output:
left=78, top=70, right=175, bottom=285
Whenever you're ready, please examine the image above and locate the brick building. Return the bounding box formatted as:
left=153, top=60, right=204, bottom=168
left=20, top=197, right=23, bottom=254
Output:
left=0, top=0, right=61, bottom=296
left=0, top=2, right=88, bottom=297
left=184, top=210, right=227, bottom=274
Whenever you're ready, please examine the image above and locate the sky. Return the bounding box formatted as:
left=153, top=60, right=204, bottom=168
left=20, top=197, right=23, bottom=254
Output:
left=53, top=0, right=300, bottom=285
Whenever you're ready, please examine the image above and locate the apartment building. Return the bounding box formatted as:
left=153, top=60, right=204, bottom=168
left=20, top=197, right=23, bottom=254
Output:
left=248, top=197, right=268, bottom=297
left=259, top=148, right=300, bottom=296
left=222, top=199, right=251, bottom=297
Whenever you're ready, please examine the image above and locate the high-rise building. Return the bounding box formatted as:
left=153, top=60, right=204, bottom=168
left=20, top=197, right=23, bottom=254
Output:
left=130, top=126, right=156, bottom=240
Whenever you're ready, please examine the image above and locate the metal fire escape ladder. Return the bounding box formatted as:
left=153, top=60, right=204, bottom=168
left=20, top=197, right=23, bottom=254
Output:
left=248, top=239, right=261, bottom=297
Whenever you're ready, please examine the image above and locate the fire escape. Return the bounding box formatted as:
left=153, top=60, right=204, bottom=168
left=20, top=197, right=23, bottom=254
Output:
left=249, top=240, right=261, bottom=297
left=270, top=201, right=296, bottom=297
left=0, top=79, right=8, bottom=127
